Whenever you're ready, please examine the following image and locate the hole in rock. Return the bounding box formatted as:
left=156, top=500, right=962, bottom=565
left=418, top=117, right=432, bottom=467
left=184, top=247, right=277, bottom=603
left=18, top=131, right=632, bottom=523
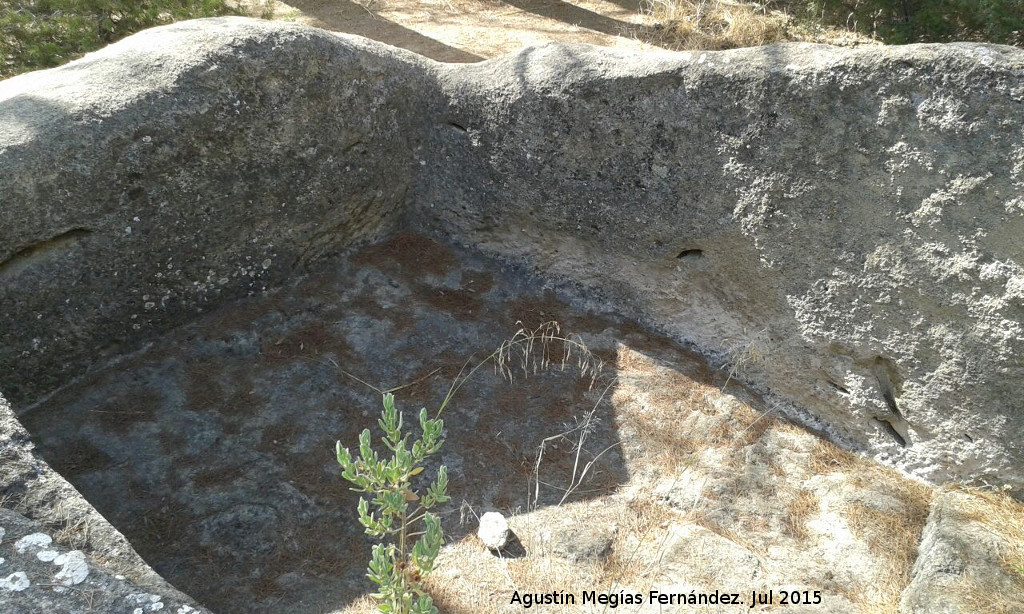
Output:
left=14, top=232, right=727, bottom=614
left=874, top=417, right=908, bottom=447
left=872, top=355, right=904, bottom=418
left=825, top=379, right=850, bottom=395
left=676, top=248, right=703, bottom=261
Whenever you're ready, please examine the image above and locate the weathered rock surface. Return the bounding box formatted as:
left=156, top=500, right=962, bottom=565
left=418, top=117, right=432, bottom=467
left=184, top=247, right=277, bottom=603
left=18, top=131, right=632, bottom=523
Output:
left=0, top=389, right=208, bottom=609
left=4, top=18, right=1022, bottom=496
left=2, top=14, right=1024, bottom=613
left=900, top=489, right=1024, bottom=613
left=420, top=42, right=1024, bottom=497
left=0, top=18, right=440, bottom=405
left=0, top=507, right=210, bottom=614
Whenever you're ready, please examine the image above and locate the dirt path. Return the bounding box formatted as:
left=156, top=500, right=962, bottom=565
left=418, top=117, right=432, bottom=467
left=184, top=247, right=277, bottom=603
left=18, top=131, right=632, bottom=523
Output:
left=268, top=0, right=660, bottom=62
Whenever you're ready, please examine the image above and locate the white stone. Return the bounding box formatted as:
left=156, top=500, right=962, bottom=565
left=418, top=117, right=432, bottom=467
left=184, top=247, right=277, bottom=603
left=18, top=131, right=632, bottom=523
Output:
left=477, top=512, right=509, bottom=550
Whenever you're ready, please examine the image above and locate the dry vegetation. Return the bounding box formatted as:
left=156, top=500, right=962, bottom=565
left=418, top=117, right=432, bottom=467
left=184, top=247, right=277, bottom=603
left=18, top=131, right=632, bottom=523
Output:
left=7, top=0, right=1018, bottom=82
left=951, top=486, right=1024, bottom=614
left=784, top=489, right=818, bottom=541
left=638, top=0, right=1023, bottom=51
left=318, top=340, right=1024, bottom=614
left=638, top=0, right=876, bottom=50
left=642, top=0, right=794, bottom=50
left=404, top=337, right=1017, bottom=614
left=809, top=438, right=934, bottom=613
left=843, top=498, right=929, bottom=612
left=962, top=489, right=1024, bottom=582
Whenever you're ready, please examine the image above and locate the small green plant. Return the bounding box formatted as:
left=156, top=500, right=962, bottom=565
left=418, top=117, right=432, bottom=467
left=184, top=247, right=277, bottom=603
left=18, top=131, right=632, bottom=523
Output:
left=334, top=321, right=604, bottom=611
left=0, top=0, right=276, bottom=79
left=782, top=0, right=1024, bottom=44
left=336, top=392, right=450, bottom=614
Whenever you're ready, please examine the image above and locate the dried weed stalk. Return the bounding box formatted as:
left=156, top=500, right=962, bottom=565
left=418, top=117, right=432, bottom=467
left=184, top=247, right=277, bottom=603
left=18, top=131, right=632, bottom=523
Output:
left=720, top=326, right=772, bottom=390
left=493, top=321, right=604, bottom=390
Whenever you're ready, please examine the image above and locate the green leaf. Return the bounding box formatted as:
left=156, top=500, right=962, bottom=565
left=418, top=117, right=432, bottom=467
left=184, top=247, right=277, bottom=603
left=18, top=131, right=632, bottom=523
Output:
left=412, top=594, right=438, bottom=614
left=336, top=441, right=350, bottom=466
left=359, top=429, right=373, bottom=462
left=424, top=466, right=450, bottom=507
left=367, top=543, right=393, bottom=586
left=412, top=512, right=443, bottom=574
left=380, top=392, right=403, bottom=445
left=358, top=497, right=387, bottom=536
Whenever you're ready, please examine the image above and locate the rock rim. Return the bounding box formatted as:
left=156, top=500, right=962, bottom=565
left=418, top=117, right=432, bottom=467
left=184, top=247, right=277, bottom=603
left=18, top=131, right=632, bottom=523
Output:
left=4, top=17, right=1020, bottom=493
left=1, top=15, right=1023, bottom=611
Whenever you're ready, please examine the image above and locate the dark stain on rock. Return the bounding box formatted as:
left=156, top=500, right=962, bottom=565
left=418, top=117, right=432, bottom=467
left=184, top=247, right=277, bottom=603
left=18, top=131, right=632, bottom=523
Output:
left=52, top=439, right=116, bottom=479
left=460, top=268, right=495, bottom=294
left=92, top=391, right=160, bottom=435
left=259, top=321, right=339, bottom=363
left=18, top=232, right=706, bottom=614
left=351, top=230, right=457, bottom=277
left=419, top=287, right=483, bottom=321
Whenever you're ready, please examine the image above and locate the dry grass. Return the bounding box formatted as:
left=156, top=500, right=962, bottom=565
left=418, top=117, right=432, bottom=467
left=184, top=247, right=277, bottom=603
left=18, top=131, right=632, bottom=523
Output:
left=949, top=486, right=1024, bottom=612
left=952, top=486, right=1024, bottom=575
left=774, top=438, right=936, bottom=614
left=330, top=346, right=1007, bottom=614
left=637, top=0, right=880, bottom=50
left=598, top=498, right=678, bottom=589
left=421, top=531, right=586, bottom=614
left=820, top=448, right=933, bottom=614
left=337, top=595, right=379, bottom=614
left=809, top=440, right=932, bottom=610
left=627, top=393, right=778, bottom=475
left=809, top=437, right=860, bottom=473
left=844, top=499, right=928, bottom=613
left=422, top=498, right=687, bottom=614
left=615, top=344, right=781, bottom=479
left=229, top=0, right=279, bottom=19
left=690, top=511, right=763, bottom=555
left=783, top=489, right=818, bottom=541
left=642, top=0, right=793, bottom=50
left=493, top=321, right=605, bottom=392
left=357, top=337, right=951, bottom=614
